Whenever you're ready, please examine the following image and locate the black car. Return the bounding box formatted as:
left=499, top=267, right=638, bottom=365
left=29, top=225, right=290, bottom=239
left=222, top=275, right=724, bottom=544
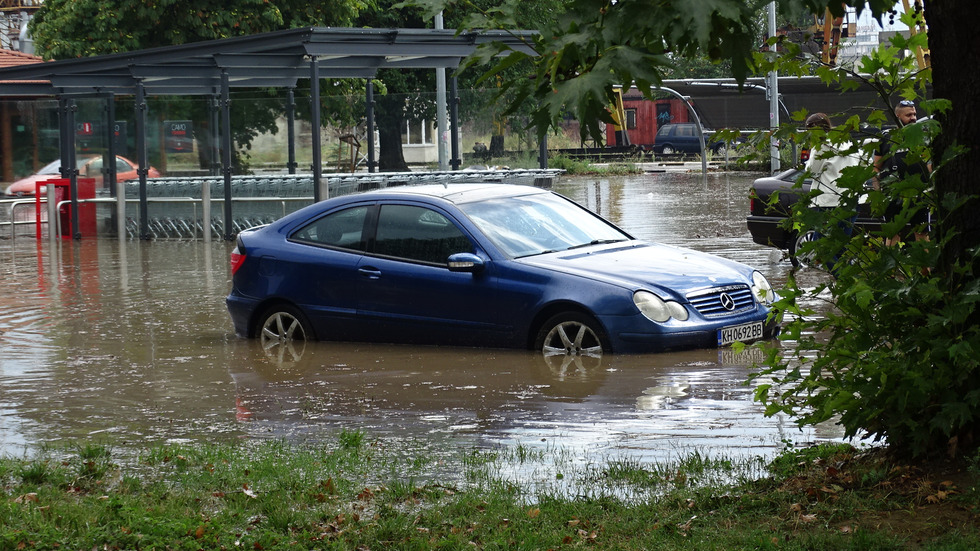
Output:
left=746, top=169, right=884, bottom=266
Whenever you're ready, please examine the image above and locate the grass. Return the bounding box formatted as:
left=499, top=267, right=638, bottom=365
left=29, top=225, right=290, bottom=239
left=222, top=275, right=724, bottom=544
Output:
left=547, top=153, right=645, bottom=175
left=1, top=436, right=978, bottom=549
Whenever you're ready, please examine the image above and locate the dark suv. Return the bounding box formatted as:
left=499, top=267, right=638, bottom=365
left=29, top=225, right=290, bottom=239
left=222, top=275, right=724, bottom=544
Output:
left=652, top=123, right=725, bottom=156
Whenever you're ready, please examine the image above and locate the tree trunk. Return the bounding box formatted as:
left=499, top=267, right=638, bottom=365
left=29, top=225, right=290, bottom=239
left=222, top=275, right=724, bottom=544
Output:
left=377, top=119, right=409, bottom=172
left=489, top=133, right=504, bottom=158
left=925, top=1, right=980, bottom=275
left=375, top=94, right=410, bottom=172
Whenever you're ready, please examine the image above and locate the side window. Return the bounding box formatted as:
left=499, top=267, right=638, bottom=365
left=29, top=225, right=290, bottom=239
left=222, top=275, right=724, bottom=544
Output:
left=116, top=158, right=131, bottom=173
left=290, top=205, right=369, bottom=250
left=374, top=204, right=474, bottom=264
left=625, top=108, right=637, bottom=130
left=678, top=125, right=694, bottom=137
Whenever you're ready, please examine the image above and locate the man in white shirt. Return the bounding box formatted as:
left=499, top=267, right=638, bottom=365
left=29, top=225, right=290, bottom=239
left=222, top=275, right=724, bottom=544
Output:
left=804, top=112, right=862, bottom=209
left=801, top=112, right=863, bottom=271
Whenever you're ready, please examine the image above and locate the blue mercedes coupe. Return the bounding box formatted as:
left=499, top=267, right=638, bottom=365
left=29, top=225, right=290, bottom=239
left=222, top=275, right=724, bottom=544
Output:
left=226, top=183, right=779, bottom=357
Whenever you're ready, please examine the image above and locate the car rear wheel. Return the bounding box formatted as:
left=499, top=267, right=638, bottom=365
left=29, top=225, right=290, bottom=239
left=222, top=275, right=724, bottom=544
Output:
left=256, top=304, right=312, bottom=344
left=660, top=145, right=675, bottom=155
left=788, top=229, right=818, bottom=268
left=535, top=312, right=608, bottom=358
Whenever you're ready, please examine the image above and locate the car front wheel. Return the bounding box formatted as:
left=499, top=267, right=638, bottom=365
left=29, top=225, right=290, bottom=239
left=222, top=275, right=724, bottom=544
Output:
left=660, top=145, right=675, bottom=155
left=256, top=304, right=313, bottom=344
left=788, top=229, right=818, bottom=268
left=535, top=312, right=608, bottom=358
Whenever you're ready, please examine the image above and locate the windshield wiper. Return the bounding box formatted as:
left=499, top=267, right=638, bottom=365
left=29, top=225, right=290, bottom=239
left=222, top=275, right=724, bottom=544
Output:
left=515, top=248, right=560, bottom=258
left=566, top=238, right=627, bottom=250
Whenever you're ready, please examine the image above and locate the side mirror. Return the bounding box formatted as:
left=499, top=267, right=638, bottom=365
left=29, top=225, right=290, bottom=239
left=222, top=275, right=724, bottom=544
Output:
left=447, top=252, right=485, bottom=274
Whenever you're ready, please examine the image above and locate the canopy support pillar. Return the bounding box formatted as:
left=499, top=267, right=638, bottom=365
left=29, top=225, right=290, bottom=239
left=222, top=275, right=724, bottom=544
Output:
left=135, top=81, right=150, bottom=240
left=286, top=87, right=297, bottom=174
left=103, top=92, right=125, bottom=239
left=450, top=76, right=460, bottom=170
left=310, top=60, right=324, bottom=201
left=220, top=70, right=234, bottom=240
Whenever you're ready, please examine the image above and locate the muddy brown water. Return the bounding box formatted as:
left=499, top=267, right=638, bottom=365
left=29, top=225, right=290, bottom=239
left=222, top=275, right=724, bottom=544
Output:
left=0, top=172, right=844, bottom=463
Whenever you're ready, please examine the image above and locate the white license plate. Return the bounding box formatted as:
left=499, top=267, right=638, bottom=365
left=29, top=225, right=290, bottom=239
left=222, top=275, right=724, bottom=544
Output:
left=717, top=321, right=764, bottom=346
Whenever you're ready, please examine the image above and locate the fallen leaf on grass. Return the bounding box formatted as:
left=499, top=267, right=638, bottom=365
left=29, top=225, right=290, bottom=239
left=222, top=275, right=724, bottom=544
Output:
left=677, top=515, right=697, bottom=535
left=13, top=493, right=38, bottom=504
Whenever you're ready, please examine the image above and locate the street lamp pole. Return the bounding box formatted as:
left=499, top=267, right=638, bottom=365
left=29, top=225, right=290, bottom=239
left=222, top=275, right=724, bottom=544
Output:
left=768, top=1, right=781, bottom=173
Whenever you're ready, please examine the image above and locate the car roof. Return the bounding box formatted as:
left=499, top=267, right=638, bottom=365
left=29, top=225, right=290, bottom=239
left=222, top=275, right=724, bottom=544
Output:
left=353, top=182, right=551, bottom=205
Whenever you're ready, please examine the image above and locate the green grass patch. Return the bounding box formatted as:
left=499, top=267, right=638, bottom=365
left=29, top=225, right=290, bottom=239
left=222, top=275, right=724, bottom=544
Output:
left=1, top=438, right=977, bottom=549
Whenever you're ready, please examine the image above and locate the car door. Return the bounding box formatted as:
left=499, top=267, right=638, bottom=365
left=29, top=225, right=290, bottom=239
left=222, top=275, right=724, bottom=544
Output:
left=282, top=204, right=372, bottom=339
left=354, top=202, right=511, bottom=347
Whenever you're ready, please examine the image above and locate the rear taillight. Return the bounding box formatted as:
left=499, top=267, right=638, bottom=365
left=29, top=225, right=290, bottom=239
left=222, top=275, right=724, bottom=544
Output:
left=230, top=245, right=246, bottom=275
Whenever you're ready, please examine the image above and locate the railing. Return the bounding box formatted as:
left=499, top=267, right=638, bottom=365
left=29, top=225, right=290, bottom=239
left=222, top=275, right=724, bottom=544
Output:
left=2, top=196, right=314, bottom=241
left=1, top=198, right=44, bottom=239
left=63, top=196, right=315, bottom=240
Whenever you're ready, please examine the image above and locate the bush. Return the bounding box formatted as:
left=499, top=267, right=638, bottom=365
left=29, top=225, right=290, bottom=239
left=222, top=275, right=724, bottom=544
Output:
left=748, top=30, right=980, bottom=458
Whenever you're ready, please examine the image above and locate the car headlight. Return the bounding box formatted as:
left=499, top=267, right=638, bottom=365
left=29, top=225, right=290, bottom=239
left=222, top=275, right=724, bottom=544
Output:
left=634, top=291, right=689, bottom=323
left=751, top=271, right=776, bottom=305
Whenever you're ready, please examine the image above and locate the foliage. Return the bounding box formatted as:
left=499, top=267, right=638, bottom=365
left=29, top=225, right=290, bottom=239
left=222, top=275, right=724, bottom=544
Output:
left=746, top=11, right=980, bottom=458
left=28, top=0, right=366, bottom=171
left=410, top=0, right=898, bottom=144
left=29, top=0, right=365, bottom=59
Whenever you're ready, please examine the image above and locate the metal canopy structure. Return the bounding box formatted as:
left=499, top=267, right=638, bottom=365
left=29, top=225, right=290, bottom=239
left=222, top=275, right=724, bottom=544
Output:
left=0, top=27, right=535, bottom=95
left=0, top=27, right=537, bottom=240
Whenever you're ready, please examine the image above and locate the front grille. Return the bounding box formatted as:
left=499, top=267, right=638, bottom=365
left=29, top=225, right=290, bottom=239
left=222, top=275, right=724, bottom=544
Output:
left=687, top=285, right=755, bottom=318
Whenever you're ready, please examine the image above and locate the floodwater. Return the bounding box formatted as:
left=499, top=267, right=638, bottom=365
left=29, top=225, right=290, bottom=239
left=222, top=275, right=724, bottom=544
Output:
left=0, top=171, right=842, bottom=464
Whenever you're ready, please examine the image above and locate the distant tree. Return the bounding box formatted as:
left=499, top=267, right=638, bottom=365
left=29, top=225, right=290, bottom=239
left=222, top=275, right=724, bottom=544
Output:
left=29, top=0, right=363, bottom=58
left=29, top=0, right=364, bottom=172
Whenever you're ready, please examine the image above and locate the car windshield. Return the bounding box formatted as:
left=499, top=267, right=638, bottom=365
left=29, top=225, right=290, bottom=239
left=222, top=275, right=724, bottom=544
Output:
left=459, top=192, right=630, bottom=258
left=37, top=160, right=62, bottom=175
left=36, top=157, right=98, bottom=175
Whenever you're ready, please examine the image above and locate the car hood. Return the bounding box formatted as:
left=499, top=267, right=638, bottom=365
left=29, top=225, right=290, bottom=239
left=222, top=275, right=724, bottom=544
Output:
left=5, top=174, right=54, bottom=195
left=517, top=241, right=754, bottom=299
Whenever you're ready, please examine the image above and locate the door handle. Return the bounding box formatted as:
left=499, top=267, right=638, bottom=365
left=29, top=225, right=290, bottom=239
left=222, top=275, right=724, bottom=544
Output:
left=358, top=266, right=382, bottom=279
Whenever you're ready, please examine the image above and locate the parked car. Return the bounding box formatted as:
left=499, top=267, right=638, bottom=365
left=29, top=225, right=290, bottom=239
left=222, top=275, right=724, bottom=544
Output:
left=4, top=155, right=161, bottom=196
left=651, top=123, right=726, bottom=156
left=746, top=169, right=884, bottom=265
left=227, top=183, right=779, bottom=357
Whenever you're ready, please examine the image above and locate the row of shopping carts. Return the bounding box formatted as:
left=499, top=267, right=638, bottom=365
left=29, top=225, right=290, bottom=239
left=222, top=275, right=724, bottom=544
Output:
left=114, top=169, right=563, bottom=239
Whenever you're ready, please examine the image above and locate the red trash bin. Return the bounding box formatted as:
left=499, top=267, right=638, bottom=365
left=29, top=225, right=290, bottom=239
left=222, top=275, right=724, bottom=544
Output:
left=34, top=177, right=97, bottom=238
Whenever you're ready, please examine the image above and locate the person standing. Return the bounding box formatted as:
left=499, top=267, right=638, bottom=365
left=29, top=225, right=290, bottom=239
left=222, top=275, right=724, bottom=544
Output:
left=804, top=112, right=863, bottom=211
left=799, top=113, right=864, bottom=272
left=873, top=100, right=931, bottom=245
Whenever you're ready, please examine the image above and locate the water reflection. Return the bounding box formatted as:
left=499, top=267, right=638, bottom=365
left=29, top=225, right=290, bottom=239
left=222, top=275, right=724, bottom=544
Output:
left=0, top=172, right=840, bottom=463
